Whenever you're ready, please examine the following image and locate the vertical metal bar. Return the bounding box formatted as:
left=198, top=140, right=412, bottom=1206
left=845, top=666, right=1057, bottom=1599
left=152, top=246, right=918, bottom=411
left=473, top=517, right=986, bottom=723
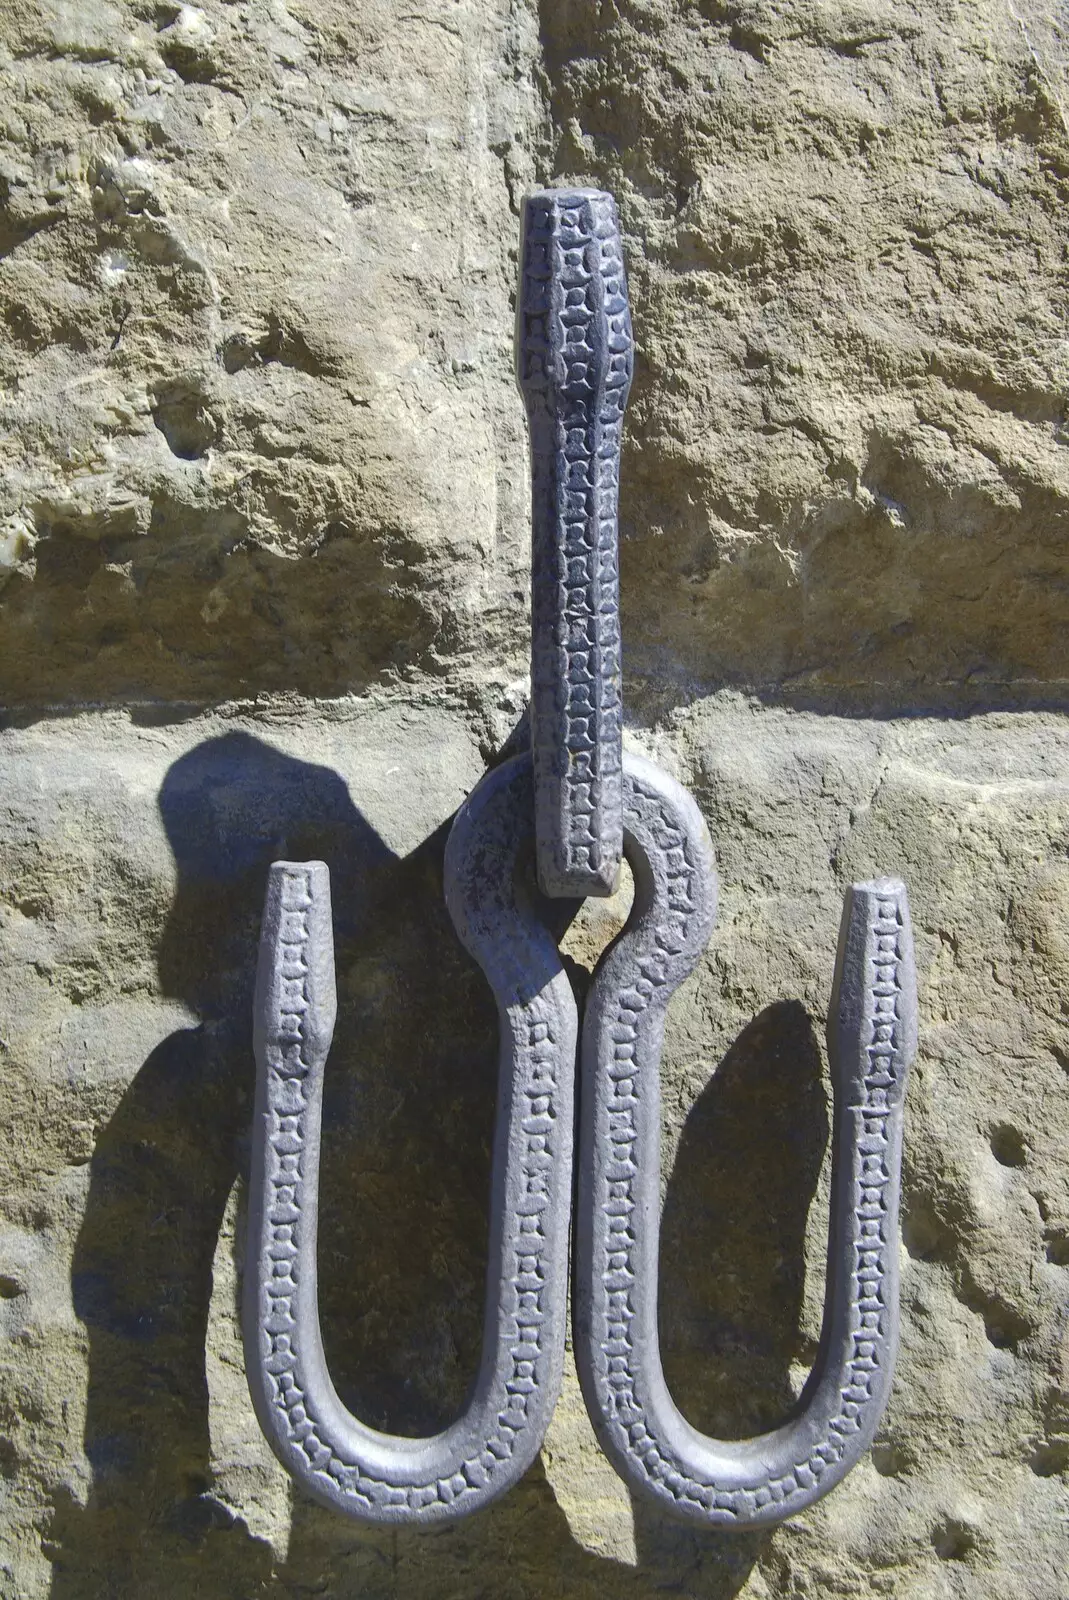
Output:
left=517, top=188, right=633, bottom=898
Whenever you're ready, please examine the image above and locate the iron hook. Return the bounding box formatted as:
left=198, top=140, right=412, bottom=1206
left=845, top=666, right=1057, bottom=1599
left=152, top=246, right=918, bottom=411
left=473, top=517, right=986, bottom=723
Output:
left=243, top=756, right=577, bottom=1522
left=574, top=752, right=919, bottom=1525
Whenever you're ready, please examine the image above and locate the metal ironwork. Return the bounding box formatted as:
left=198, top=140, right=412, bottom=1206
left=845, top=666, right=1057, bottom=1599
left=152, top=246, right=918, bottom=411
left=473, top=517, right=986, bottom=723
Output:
left=573, top=788, right=918, bottom=1524
left=243, top=758, right=576, bottom=1523
left=244, top=185, right=918, bottom=1528
left=517, top=188, right=633, bottom=899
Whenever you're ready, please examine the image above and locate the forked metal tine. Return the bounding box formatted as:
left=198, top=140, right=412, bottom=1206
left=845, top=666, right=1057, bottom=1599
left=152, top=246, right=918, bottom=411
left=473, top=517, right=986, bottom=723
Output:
left=517, top=188, right=633, bottom=899
left=574, top=757, right=918, bottom=1527
left=243, top=756, right=577, bottom=1523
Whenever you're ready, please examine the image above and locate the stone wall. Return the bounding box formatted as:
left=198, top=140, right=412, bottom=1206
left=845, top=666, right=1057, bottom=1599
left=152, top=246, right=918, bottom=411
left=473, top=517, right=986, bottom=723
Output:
left=1, top=2, right=1067, bottom=1596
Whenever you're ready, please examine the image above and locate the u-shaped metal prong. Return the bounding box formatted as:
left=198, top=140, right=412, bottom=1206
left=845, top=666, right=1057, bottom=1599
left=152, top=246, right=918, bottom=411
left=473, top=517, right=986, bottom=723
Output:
left=243, top=756, right=578, bottom=1523
left=575, top=751, right=918, bottom=1526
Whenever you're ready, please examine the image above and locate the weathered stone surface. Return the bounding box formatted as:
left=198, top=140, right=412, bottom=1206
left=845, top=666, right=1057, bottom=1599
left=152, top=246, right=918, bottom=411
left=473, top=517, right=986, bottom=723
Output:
left=1, top=0, right=1066, bottom=712
left=0, top=701, right=1067, bottom=1597
left=542, top=0, right=1069, bottom=711
left=0, top=0, right=1067, bottom=1596
left=0, top=0, right=541, bottom=707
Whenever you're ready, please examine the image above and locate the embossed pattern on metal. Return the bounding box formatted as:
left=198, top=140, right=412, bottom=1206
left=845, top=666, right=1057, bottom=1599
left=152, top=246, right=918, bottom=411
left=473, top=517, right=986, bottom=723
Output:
left=517, top=187, right=633, bottom=899
left=243, top=756, right=577, bottom=1523
left=246, top=180, right=918, bottom=1530
left=574, top=753, right=919, bottom=1526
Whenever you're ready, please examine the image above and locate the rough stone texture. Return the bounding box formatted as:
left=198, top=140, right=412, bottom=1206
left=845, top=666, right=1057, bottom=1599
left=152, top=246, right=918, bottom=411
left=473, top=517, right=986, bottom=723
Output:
left=0, top=1, right=1067, bottom=1597
left=2, top=0, right=1067, bottom=714
left=1, top=702, right=1068, bottom=1598
left=543, top=0, right=1069, bottom=712
left=0, top=0, right=541, bottom=706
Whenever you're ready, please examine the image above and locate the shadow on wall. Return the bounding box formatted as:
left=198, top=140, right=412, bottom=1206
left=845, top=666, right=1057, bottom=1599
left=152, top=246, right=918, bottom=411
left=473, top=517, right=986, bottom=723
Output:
left=46, top=732, right=826, bottom=1599
left=659, top=1002, right=828, bottom=1444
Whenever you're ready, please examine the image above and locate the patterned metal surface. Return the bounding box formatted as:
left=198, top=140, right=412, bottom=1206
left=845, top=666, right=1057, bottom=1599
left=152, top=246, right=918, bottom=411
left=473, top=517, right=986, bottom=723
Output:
left=574, top=758, right=918, bottom=1525
left=244, top=757, right=576, bottom=1523
left=517, top=188, right=633, bottom=899
left=245, top=183, right=917, bottom=1529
